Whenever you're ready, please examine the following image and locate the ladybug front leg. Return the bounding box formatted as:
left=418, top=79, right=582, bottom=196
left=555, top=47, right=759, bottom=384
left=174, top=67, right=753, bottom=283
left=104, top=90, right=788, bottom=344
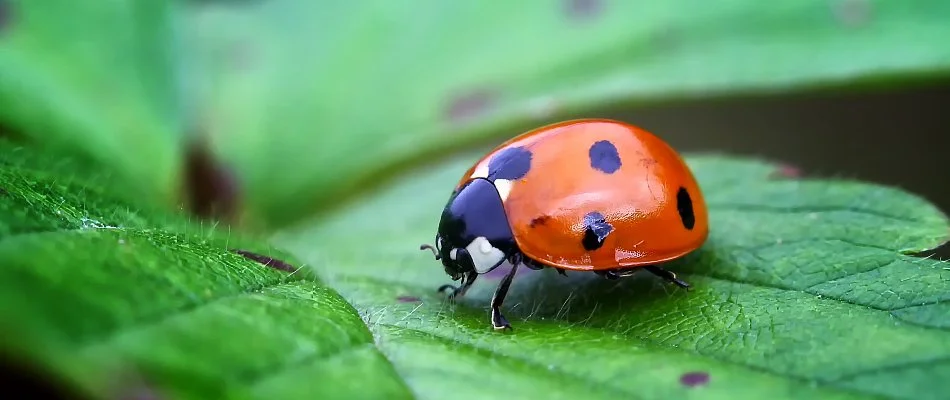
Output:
left=437, top=270, right=479, bottom=299
left=490, top=261, right=520, bottom=331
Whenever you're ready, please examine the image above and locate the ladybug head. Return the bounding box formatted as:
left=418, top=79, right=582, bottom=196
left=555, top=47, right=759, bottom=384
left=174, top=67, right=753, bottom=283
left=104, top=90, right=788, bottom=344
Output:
left=420, top=178, right=518, bottom=280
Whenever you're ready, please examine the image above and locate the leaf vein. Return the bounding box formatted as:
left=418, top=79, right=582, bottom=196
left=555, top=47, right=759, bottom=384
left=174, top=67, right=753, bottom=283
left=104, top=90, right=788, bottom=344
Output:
left=79, top=278, right=305, bottom=348
left=829, top=355, right=950, bottom=383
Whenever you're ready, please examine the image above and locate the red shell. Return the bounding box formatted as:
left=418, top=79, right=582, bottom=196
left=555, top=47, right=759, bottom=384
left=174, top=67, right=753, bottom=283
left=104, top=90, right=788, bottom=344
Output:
left=456, top=119, right=709, bottom=271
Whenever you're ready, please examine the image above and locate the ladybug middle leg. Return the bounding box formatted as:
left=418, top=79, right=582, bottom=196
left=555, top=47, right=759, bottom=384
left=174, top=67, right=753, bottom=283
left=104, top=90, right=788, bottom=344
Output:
left=521, top=257, right=562, bottom=276
left=597, top=266, right=691, bottom=289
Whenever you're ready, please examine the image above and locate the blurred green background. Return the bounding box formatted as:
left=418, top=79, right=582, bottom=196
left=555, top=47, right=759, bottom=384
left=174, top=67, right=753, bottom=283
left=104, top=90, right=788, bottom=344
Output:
left=2, top=0, right=948, bottom=234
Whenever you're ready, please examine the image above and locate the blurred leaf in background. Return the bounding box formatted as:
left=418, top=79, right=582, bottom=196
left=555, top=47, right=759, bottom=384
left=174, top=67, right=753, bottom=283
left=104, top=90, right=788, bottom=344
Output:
left=187, top=0, right=950, bottom=229
left=4, top=0, right=949, bottom=230
left=0, top=0, right=186, bottom=206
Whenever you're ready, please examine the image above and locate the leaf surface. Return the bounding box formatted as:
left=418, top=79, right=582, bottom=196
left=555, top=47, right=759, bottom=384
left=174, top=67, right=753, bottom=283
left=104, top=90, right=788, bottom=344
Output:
left=0, top=140, right=411, bottom=400
left=275, top=151, right=950, bottom=400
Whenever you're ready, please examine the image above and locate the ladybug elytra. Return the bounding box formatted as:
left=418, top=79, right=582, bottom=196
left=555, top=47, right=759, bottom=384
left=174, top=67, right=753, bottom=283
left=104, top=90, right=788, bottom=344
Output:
left=421, top=119, right=709, bottom=330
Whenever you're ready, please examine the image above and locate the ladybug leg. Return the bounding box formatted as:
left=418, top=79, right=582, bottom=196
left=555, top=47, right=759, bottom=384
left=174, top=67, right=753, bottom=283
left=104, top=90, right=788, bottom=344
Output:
left=643, top=265, right=691, bottom=289
left=438, top=270, right=478, bottom=299
left=521, top=257, right=546, bottom=271
left=596, top=270, right=620, bottom=280
left=490, top=260, right=521, bottom=331
left=597, top=268, right=637, bottom=279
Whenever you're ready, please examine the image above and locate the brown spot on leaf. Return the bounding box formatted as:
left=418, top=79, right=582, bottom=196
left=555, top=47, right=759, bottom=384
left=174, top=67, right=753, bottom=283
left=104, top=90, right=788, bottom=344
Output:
left=0, top=1, right=11, bottom=33
left=680, top=371, right=710, bottom=387
left=396, top=295, right=421, bottom=303
left=529, top=215, right=551, bottom=228
left=183, top=139, right=239, bottom=221
left=232, top=249, right=297, bottom=273
left=445, top=89, right=495, bottom=124
left=566, top=0, right=603, bottom=21
left=769, top=164, right=802, bottom=179
left=831, top=0, right=871, bottom=27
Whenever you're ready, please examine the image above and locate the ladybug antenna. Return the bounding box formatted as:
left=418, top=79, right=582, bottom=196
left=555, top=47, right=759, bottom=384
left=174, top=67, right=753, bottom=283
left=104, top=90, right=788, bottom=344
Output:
left=420, top=244, right=441, bottom=260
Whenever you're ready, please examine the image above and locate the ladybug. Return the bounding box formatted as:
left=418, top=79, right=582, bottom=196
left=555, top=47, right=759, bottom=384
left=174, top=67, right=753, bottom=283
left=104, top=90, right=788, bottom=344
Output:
left=420, top=118, right=708, bottom=330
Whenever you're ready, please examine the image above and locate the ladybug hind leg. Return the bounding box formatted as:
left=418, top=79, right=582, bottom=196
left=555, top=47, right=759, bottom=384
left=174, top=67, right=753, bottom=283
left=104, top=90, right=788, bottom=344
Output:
left=598, top=266, right=691, bottom=289
left=644, top=265, right=691, bottom=289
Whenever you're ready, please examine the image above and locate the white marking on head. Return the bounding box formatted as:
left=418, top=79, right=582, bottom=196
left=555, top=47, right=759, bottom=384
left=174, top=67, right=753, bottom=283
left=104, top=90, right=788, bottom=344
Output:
left=470, top=163, right=490, bottom=179
left=494, top=179, right=513, bottom=201
left=449, top=248, right=458, bottom=261
left=479, top=239, right=492, bottom=254
left=466, top=236, right=506, bottom=273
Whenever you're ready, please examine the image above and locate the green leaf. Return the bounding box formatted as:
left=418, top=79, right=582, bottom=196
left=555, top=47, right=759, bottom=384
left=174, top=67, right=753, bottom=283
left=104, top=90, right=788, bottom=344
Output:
left=0, top=140, right=411, bottom=400
left=5, top=139, right=950, bottom=399
left=0, top=0, right=184, bottom=204
left=274, top=150, right=950, bottom=399
left=186, top=0, right=950, bottom=229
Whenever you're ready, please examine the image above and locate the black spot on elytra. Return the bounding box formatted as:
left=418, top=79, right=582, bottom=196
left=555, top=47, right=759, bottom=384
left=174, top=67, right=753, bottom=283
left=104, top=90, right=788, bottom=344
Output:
left=488, top=146, right=532, bottom=181
left=588, top=140, right=621, bottom=174
left=680, top=371, right=710, bottom=387
left=232, top=249, right=297, bottom=273
left=529, top=215, right=551, bottom=228
left=676, top=187, right=695, bottom=230
left=582, top=211, right=613, bottom=251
